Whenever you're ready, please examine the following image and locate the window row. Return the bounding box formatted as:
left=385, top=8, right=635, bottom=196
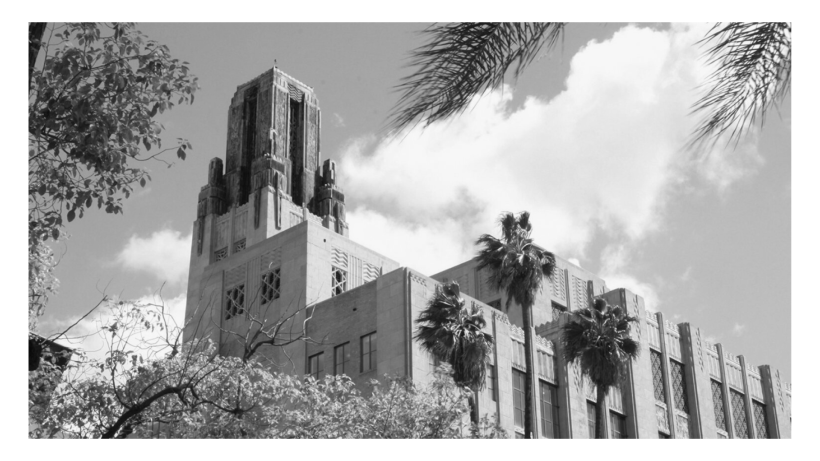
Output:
left=307, top=332, right=377, bottom=380
left=224, top=269, right=281, bottom=320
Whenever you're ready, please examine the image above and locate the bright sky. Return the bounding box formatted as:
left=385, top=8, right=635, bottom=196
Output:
left=30, top=22, right=791, bottom=382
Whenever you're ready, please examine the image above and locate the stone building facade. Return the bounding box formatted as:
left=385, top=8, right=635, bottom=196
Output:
left=184, top=68, right=791, bottom=439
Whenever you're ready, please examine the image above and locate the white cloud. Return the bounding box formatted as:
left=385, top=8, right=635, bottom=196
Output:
left=598, top=244, right=661, bottom=310
left=332, top=113, right=346, bottom=128
left=337, top=23, right=762, bottom=298
left=116, top=228, right=192, bottom=287
left=42, top=293, right=188, bottom=363
left=732, top=323, right=746, bottom=337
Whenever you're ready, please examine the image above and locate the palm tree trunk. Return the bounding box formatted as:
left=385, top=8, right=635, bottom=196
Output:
left=596, top=385, right=608, bottom=439
left=468, top=387, right=478, bottom=425
left=523, top=302, right=536, bottom=439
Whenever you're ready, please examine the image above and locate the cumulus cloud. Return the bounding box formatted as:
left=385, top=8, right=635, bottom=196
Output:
left=42, top=293, right=188, bottom=362
left=337, top=23, right=762, bottom=298
left=116, top=229, right=192, bottom=287
left=598, top=244, right=661, bottom=310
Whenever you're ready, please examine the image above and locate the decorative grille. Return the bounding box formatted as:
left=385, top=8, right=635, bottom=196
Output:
left=731, top=390, right=749, bottom=438
left=651, top=351, right=666, bottom=403
left=233, top=238, right=246, bottom=253
left=670, top=361, right=689, bottom=413
left=363, top=262, right=380, bottom=283
left=214, top=247, right=228, bottom=261
left=572, top=276, right=589, bottom=310
left=550, top=267, right=566, bottom=302
left=753, top=401, right=769, bottom=439
left=224, top=285, right=245, bottom=320
left=711, top=380, right=727, bottom=432
left=551, top=304, right=566, bottom=321
left=331, top=266, right=347, bottom=297
left=748, top=373, right=764, bottom=400
left=261, top=268, right=281, bottom=304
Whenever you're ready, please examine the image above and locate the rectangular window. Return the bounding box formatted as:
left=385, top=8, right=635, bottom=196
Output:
left=711, top=380, right=727, bottom=432
left=670, top=360, right=689, bottom=413
left=539, top=381, right=560, bottom=439
left=334, top=343, right=350, bottom=376
left=487, top=364, right=497, bottom=402
left=730, top=390, right=749, bottom=438
left=512, top=369, right=526, bottom=429
left=331, top=265, right=347, bottom=297
left=753, top=401, right=769, bottom=439
left=587, top=401, right=597, bottom=439
left=610, top=411, right=627, bottom=439
left=308, top=352, right=324, bottom=381
left=224, top=284, right=245, bottom=320
left=511, top=340, right=526, bottom=370
left=360, top=332, right=376, bottom=373
left=261, top=268, right=281, bottom=304
left=651, top=350, right=666, bottom=403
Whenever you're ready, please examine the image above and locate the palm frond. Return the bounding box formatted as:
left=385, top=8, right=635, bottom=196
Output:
left=388, top=22, right=565, bottom=133
left=561, top=300, right=640, bottom=388
left=414, top=282, right=494, bottom=390
left=690, top=22, right=791, bottom=149
left=475, top=211, right=555, bottom=310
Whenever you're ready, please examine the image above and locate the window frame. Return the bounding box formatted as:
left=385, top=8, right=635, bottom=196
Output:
left=224, top=284, right=245, bottom=320
left=334, top=342, right=350, bottom=376
left=261, top=267, right=281, bottom=305
left=512, top=368, right=526, bottom=429
left=539, top=380, right=560, bottom=439
left=610, top=411, right=627, bottom=439
left=308, top=352, right=324, bottom=381
left=360, top=332, right=376, bottom=373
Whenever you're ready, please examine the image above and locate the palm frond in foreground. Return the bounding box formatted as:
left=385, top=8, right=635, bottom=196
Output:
left=691, top=22, right=791, bottom=149
left=389, top=22, right=565, bottom=133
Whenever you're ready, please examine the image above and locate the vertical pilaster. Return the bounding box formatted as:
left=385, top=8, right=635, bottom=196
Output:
left=716, top=344, right=735, bottom=438
left=738, top=355, right=757, bottom=438
left=656, top=312, right=677, bottom=438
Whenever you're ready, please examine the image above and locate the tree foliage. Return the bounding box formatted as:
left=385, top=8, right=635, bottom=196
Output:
left=561, top=298, right=640, bottom=438
left=30, top=298, right=503, bottom=439
left=28, top=22, right=199, bottom=327
left=415, top=281, right=493, bottom=391
left=475, top=211, right=555, bottom=438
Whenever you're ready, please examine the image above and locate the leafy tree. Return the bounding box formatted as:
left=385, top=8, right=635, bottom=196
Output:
left=389, top=22, right=790, bottom=148
left=30, top=296, right=503, bottom=439
left=475, top=211, right=555, bottom=438
left=28, top=22, right=199, bottom=328
left=561, top=298, right=640, bottom=438
left=415, top=281, right=494, bottom=424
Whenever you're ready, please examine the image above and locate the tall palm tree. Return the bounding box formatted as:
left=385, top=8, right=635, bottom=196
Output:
left=561, top=298, right=640, bottom=439
left=415, top=281, right=494, bottom=424
left=475, top=211, right=555, bottom=438
left=388, top=22, right=790, bottom=149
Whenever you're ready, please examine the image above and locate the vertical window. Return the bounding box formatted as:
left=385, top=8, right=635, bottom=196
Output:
left=651, top=351, right=666, bottom=403
left=512, top=369, right=526, bottom=429
left=711, top=380, right=727, bottom=432
left=487, top=364, right=497, bottom=402
left=587, top=402, right=597, bottom=439
left=670, top=360, right=689, bottom=413
left=610, top=411, right=627, bottom=439
left=334, top=343, right=350, bottom=376
left=308, top=352, right=324, bottom=381
left=730, top=390, right=749, bottom=438
left=224, top=285, right=245, bottom=320
left=261, top=268, right=281, bottom=304
left=539, top=381, right=560, bottom=438
left=331, top=265, right=347, bottom=297
left=360, top=332, right=376, bottom=373
left=753, top=401, right=769, bottom=439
